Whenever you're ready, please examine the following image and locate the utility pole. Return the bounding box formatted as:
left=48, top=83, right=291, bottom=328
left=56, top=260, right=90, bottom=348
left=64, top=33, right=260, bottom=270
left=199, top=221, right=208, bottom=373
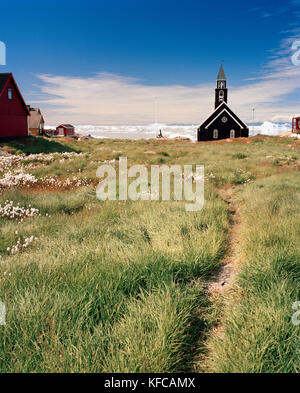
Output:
left=154, top=97, right=158, bottom=124
left=252, top=108, right=255, bottom=135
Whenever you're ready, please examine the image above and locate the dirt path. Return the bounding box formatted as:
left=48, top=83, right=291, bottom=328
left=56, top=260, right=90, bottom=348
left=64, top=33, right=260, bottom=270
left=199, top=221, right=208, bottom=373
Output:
left=205, top=187, right=242, bottom=293
left=195, top=187, right=244, bottom=371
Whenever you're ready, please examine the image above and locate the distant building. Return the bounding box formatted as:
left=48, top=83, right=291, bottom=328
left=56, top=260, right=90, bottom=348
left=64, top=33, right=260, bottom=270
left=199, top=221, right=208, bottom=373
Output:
left=28, top=106, right=45, bottom=135
left=0, top=73, right=30, bottom=138
left=56, top=124, right=75, bottom=137
left=292, top=116, right=300, bottom=134
left=197, top=65, right=249, bottom=141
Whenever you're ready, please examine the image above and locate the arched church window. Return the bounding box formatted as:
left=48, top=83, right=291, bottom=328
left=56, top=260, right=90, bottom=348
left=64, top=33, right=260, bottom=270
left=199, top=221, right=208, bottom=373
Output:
left=230, top=129, right=235, bottom=138
left=213, top=129, right=218, bottom=139
left=219, top=90, right=224, bottom=101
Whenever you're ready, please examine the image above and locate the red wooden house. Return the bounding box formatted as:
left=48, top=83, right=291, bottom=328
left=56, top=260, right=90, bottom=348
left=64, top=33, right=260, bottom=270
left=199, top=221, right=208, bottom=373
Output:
left=56, top=124, right=75, bottom=137
left=0, top=73, right=30, bottom=138
left=292, top=117, right=300, bottom=134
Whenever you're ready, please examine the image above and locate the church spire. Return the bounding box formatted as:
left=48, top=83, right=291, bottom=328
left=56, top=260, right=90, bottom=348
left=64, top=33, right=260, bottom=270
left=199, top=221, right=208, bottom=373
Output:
left=215, top=64, right=227, bottom=108
left=217, top=64, right=226, bottom=81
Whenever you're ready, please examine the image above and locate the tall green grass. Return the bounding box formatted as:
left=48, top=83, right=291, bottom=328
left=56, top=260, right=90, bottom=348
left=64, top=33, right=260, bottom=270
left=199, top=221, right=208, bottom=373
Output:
left=206, top=173, right=300, bottom=372
left=1, top=136, right=300, bottom=372
left=0, top=186, right=229, bottom=372
left=1, top=136, right=79, bottom=155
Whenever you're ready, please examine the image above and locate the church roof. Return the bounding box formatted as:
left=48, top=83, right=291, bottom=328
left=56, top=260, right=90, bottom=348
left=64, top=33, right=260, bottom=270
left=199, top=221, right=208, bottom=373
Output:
left=217, top=64, right=226, bottom=80
left=199, top=102, right=248, bottom=130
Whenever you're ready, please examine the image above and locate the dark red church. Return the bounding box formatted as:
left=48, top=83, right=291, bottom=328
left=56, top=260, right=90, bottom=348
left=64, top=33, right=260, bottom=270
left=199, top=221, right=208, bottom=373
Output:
left=0, top=73, right=30, bottom=138
left=197, top=65, right=249, bottom=141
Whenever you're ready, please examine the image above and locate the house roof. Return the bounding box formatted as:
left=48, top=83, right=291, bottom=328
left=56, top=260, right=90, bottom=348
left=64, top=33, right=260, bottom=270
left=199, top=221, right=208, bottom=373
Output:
left=0, top=73, right=11, bottom=94
left=57, top=124, right=74, bottom=128
left=0, top=73, right=30, bottom=115
left=217, top=64, right=226, bottom=80
left=29, top=108, right=45, bottom=129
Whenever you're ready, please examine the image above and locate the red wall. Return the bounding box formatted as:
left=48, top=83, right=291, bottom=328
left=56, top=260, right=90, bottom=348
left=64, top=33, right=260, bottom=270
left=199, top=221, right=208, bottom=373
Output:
left=0, top=78, right=29, bottom=137
left=0, top=115, right=28, bottom=137
left=56, top=126, right=75, bottom=136
left=65, top=128, right=75, bottom=136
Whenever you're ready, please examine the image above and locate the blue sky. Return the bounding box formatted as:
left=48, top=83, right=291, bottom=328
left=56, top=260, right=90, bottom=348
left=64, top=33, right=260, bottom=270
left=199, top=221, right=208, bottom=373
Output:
left=0, top=0, right=300, bottom=124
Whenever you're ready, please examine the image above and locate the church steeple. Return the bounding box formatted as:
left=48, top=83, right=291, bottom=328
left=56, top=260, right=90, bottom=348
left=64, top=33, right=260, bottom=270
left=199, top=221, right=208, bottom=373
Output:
left=197, top=64, right=249, bottom=141
left=217, top=64, right=226, bottom=81
left=215, top=64, right=227, bottom=108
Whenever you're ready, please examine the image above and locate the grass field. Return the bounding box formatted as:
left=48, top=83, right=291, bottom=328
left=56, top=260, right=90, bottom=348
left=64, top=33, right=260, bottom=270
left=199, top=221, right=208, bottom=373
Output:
left=0, top=135, right=299, bottom=372
left=205, top=173, right=300, bottom=372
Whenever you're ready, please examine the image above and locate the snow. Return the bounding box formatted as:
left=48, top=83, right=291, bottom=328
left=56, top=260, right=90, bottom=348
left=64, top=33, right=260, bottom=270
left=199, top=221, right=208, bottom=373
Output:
left=250, top=121, right=291, bottom=136
left=45, top=121, right=292, bottom=141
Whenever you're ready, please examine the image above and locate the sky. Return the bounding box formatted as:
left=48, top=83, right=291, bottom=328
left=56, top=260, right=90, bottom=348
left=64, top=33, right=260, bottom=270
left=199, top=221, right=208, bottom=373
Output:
left=0, top=0, right=300, bottom=125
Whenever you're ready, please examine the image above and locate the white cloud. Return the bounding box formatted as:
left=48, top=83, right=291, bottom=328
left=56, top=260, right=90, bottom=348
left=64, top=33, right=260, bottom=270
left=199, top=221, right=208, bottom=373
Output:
left=34, top=36, right=300, bottom=126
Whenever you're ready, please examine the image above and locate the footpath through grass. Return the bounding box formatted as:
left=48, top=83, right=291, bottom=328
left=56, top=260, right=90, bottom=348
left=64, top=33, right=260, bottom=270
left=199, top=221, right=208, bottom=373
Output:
left=204, top=173, right=300, bottom=372
left=0, top=135, right=300, bottom=372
